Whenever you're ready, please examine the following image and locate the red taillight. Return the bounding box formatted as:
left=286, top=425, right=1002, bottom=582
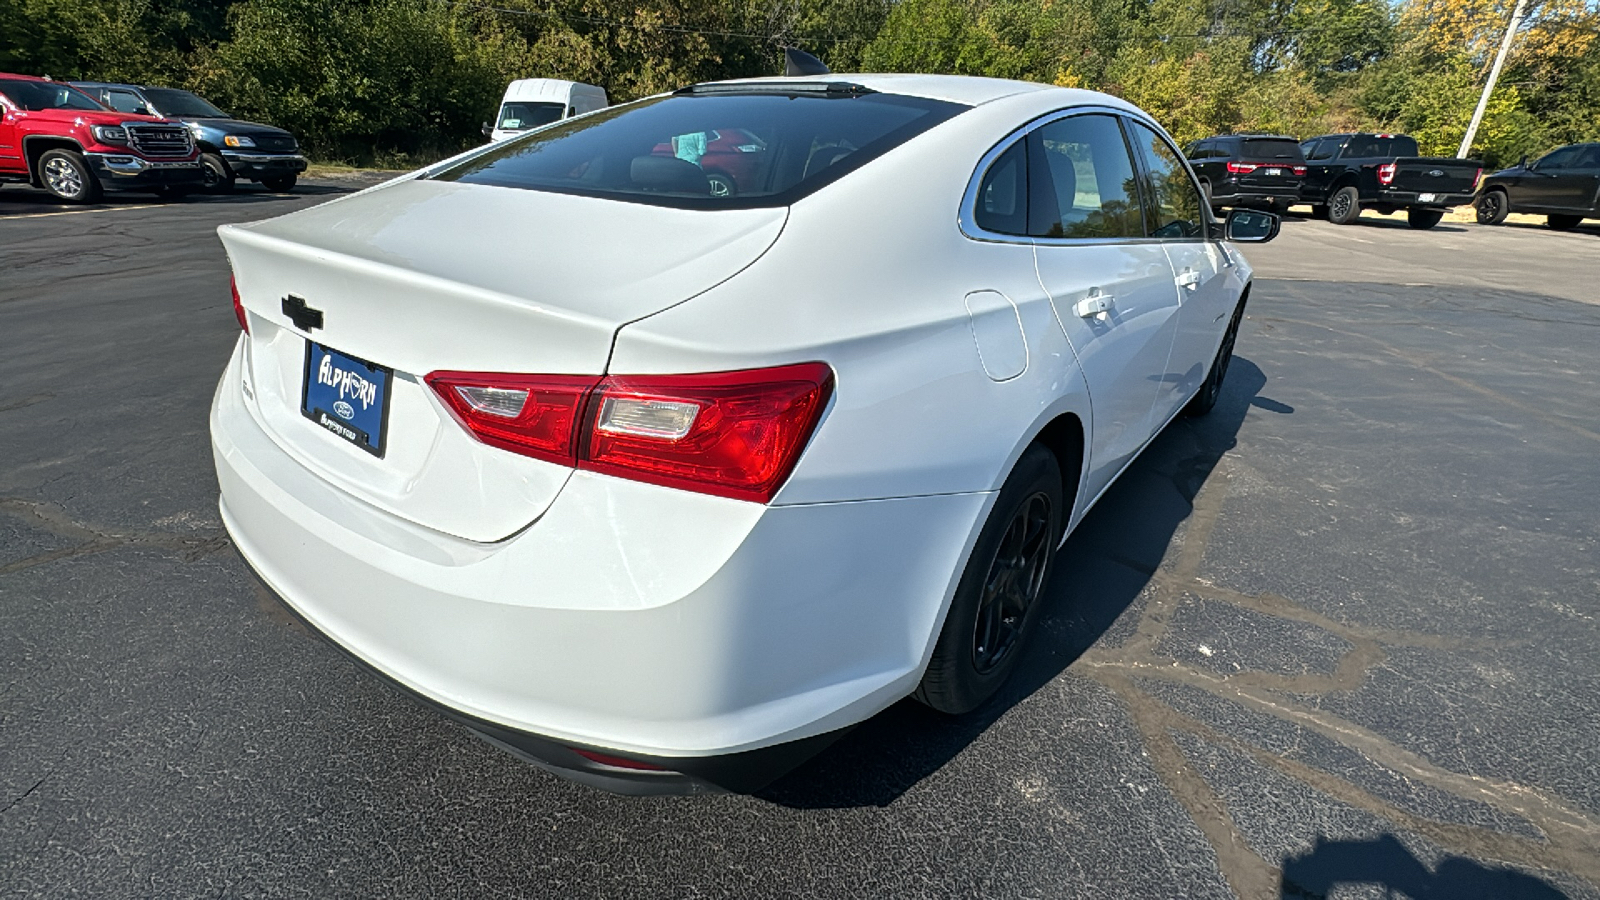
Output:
left=571, top=748, right=668, bottom=771
left=1472, top=168, right=1484, bottom=190
left=1291, top=165, right=1307, bottom=176
left=424, top=363, right=834, bottom=503
left=580, top=363, right=834, bottom=503
left=230, top=276, right=249, bottom=334
left=426, top=372, right=600, bottom=466
left=1226, top=162, right=1258, bottom=174
left=1377, top=163, right=1397, bottom=185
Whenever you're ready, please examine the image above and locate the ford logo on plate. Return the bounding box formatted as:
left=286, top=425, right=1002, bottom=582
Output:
left=333, top=400, right=356, bottom=420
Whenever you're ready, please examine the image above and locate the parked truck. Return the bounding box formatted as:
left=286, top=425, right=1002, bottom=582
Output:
left=1298, top=132, right=1483, bottom=229
left=0, top=73, right=202, bottom=202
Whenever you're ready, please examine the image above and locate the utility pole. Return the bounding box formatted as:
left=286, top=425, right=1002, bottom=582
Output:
left=1458, top=0, right=1529, bottom=158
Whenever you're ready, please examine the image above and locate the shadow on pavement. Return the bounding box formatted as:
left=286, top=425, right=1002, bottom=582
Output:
left=1280, top=835, right=1570, bottom=899
left=759, top=356, right=1278, bottom=808
left=0, top=181, right=360, bottom=214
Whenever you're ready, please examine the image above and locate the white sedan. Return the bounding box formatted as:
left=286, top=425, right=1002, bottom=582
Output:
left=211, top=73, right=1276, bottom=794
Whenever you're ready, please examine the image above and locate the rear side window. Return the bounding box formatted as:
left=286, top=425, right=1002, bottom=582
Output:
left=1240, top=139, right=1303, bottom=161
left=1304, top=138, right=1340, bottom=161
left=1343, top=135, right=1419, bottom=158
left=1128, top=120, right=1204, bottom=238
left=435, top=89, right=967, bottom=209
left=1028, top=114, right=1144, bottom=239
left=974, top=141, right=1028, bottom=236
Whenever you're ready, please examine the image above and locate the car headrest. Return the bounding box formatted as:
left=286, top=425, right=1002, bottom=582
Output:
left=630, top=156, right=710, bottom=194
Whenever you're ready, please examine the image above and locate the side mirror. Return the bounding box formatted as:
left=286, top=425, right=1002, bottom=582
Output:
left=1518, top=154, right=1528, bottom=169
left=1224, top=208, right=1279, bottom=243
left=482, top=121, right=493, bottom=139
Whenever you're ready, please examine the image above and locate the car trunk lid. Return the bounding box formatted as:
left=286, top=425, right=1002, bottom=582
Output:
left=219, top=178, right=787, bottom=541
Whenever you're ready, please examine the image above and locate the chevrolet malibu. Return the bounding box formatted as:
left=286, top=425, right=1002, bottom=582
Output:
left=212, top=73, right=1277, bottom=794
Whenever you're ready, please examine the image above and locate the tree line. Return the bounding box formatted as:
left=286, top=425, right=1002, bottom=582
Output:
left=2, top=0, right=1595, bottom=166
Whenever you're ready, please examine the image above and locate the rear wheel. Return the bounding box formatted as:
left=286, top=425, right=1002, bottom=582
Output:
left=1186, top=298, right=1245, bottom=417
left=1548, top=214, right=1583, bottom=231
left=1327, top=186, right=1361, bottom=225
left=1476, top=189, right=1509, bottom=225
left=1407, top=208, right=1444, bottom=229
left=261, top=174, right=298, bottom=193
left=1200, top=181, right=1220, bottom=215
left=706, top=173, right=736, bottom=199
left=200, top=153, right=235, bottom=193
left=38, top=149, right=101, bottom=203
left=916, top=444, right=1062, bottom=714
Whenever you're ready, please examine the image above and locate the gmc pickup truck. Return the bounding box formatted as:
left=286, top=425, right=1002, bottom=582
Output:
left=0, top=73, right=203, bottom=202
left=1298, top=133, right=1483, bottom=229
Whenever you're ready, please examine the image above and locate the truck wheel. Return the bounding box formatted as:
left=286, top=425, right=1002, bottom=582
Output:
left=1548, top=214, right=1582, bottom=231
left=261, top=174, right=298, bottom=193
left=1407, top=208, right=1444, bottom=230
left=38, top=149, right=101, bottom=203
left=915, top=443, right=1062, bottom=715
left=1476, top=189, right=1509, bottom=225
left=1327, top=186, right=1361, bottom=225
left=200, top=153, right=235, bottom=193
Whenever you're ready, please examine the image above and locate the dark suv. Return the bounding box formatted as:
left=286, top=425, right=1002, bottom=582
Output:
left=71, top=82, right=305, bottom=192
left=1184, top=134, right=1306, bottom=214
left=1476, top=142, right=1600, bottom=230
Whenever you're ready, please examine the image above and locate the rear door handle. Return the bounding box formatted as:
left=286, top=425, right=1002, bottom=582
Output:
left=1073, top=289, right=1114, bottom=319
left=1176, top=269, right=1202, bottom=289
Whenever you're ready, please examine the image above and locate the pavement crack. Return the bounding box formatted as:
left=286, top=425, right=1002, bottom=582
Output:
left=0, top=498, right=229, bottom=575
left=0, top=775, right=48, bottom=815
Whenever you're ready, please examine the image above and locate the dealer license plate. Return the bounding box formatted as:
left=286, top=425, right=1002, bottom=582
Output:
left=1264, top=167, right=1284, bottom=175
left=301, top=342, right=392, bottom=457
left=1418, top=192, right=1438, bottom=203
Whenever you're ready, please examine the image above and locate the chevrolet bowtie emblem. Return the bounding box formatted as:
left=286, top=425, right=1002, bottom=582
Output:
left=282, top=294, right=324, bottom=332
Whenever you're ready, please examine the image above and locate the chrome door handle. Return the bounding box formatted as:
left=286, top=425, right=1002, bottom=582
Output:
left=1073, top=289, right=1114, bottom=319
left=1176, top=269, right=1202, bottom=289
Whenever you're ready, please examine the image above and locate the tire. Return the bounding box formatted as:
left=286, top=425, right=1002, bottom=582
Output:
left=1185, top=297, right=1245, bottom=417
left=1548, top=214, right=1583, bottom=231
left=37, top=149, right=101, bottom=203
left=1476, top=189, right=1509, bottom=225
left=915, top=444, right=1063, bottom=715
left=200, top=153, right=235, bottom=193
left=261, top=174, right=298, bottom=193
left=706, top=173, right=736, bottom=199
left=1326, top=185, right=1361, bottom=225
left=1200, top=181, right=1219, bottom=215
left=1407, top=208, right=1444, bottom=230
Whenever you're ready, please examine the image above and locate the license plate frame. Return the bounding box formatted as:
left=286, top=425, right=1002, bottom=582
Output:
left=301, top=342, right=393, bottom=458
left=1418, top=192, right=1438, bottom=203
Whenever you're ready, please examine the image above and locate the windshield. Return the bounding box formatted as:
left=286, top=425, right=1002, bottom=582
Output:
left=1240, top=139, right=1303, bottom=161
left=142, top=88, right=226, bottom=118
left=498, top=102, right=565, bottom=132
left=436, top=88, right=967, bottom=209
left=0, top=79, right=105, bottom=112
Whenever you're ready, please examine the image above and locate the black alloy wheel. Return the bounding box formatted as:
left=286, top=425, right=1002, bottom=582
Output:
left=1186, top=298, right=1244, bottom=417
left=1476, top=190, right=1508, bottom=225
left=200, top=153, right=235, bottom=193
left=916, top=444, right=1062, bottom=714
left=1327, top=186, right=1361, bottom=225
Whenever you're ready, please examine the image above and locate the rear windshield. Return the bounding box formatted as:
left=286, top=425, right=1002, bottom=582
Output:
left=0, top=78, right=104, bottom=112
left=1239, top=139, right=1303, bottom=161
left=434, top=88, right=968, bottom=209
left=1343, top=135, right=1419, bottom=158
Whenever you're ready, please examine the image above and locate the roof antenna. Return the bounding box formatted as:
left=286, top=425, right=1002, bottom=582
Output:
left=784, top=47, right=831, bottom=77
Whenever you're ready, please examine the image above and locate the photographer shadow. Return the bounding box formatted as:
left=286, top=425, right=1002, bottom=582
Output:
left=1281, top=834, right=1569, bottom=899
left=760, top=355, right=1282, bottom=808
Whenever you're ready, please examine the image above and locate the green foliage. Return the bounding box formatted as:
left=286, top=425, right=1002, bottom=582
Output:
left=3, top=0, right=1597, bottom=165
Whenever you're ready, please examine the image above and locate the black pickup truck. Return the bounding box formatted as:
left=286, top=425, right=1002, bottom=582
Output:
left=1298, top=133, right=1483, bottom=229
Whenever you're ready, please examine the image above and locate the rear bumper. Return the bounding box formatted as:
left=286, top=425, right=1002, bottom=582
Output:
left=1371, top=189, right=1476, bottom=208
left=1208, top=182, right=1302, bottom=206
left=85, top=153, right=204, bottom=191
left=221, top=151, right=308, bottom=180
left=210, top=338, right=990, bottom=791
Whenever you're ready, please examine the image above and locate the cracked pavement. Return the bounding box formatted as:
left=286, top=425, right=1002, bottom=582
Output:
left=2, top=187, right=1598, bottom=898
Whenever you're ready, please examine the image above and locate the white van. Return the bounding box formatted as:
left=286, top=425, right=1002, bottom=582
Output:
left=485, top=79, right=608, bottom=142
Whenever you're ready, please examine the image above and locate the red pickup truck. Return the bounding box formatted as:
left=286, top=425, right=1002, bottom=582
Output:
left=0, top=73, right=204, bottom=202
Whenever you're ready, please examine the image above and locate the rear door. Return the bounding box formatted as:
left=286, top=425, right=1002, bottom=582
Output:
left=0, top=92, right=21, bottom=173
left=1127, top=118, right=1231, bottom=429
left=1027, top=111, right=1183, bottom=499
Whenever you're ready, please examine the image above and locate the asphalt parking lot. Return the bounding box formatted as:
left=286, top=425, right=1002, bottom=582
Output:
left=2, top=181, right=1598, bottom=899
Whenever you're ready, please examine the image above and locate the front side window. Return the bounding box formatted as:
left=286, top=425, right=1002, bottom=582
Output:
left=1028, top=114, right=1144, bottom=239
left=437, top=89, right=967, bottom=209
left=1536, top=145, right=1582, bottom=170
left=498, top=101, right=565, bottom=132
left=0, top=78, right=105, bottom=112
left=104, top=89, right=147, bottom=114
left=1129, top=120, right=1204, bottom=239
left=141, top=88, right=226, bottom=118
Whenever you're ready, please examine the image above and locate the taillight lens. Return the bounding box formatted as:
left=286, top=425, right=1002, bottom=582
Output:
left=581, top=363, right=834, bottom=503
left=1377, top=163, right=1397, bottom=185
left=426, top=372, right=600, bottom=465
left=1226, top=162, right=1258, bottom=174
left=1291, top=165, right=1307, bottom=176
left=425, top=363, right=834, bottom=503
left=230, top=276, right=249, bottom=334
left=1472, top=168, right=1484, bottom=191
